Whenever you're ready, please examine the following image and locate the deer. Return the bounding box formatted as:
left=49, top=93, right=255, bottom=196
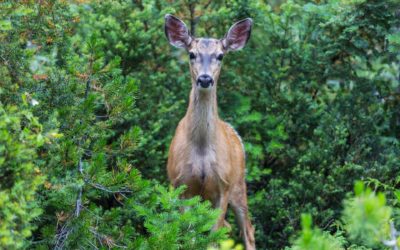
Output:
left=164, top=14, right=256, bottom=250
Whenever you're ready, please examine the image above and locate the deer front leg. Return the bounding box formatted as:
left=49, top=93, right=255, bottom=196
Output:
left=211, top=189, right=230, bottom=231
left=230, top=182, right=256, bottom=250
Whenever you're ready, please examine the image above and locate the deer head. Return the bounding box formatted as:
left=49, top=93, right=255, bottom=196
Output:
left=165, top=14, right=253, bottom=92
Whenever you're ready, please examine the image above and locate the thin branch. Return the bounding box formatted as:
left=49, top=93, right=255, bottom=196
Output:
left=75, top=188, right=82, bottom=217
left=86, top=240, right=99, bottom=250
left=84, top=77, right=91, bottom=99
left=54, top=222, right=71, bottom=250
left=382, top=222, right=399, bottom=250
left=204, top=0, right=212, bottom=10
left=89, top=228, right=127, bottom=249
left=78, top=158, right=83, bottom=174
left=89, top=182, right=133, bottom=194
left=188, top=1, right=196, bottom=36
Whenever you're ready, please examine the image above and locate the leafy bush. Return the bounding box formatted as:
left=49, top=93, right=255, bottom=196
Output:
left=343, top=182, right=392, bottom=248
left=289, top=182, right=399, bottom=250
left=289, top=214, right=344, bottom=250
left=0, top=103, right=45, bottom=248
left=132, top=185, right=225, bottom=250
left=1, top=1, right=227, bottom=249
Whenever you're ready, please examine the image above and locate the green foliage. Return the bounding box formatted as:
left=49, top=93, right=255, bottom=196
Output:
left=343, top=182, right=392, bottom=247
left=1, top=0, right=227, bottom=249
left=208, top=239, right=244, bottom=250
left=232, top=1, right=400, bottom=248
left=0, top=104, right=45, bottom=248
left=1, top=0, right=399, bottom=249
left=289, top=214, right=344, bottom=250
left=132, top=185, right=226, bottom=250
left=289, top=182, right=399, bottom=250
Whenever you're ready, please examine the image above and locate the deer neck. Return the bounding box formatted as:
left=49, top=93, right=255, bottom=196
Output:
left=186, top=86, right=219, bottom=151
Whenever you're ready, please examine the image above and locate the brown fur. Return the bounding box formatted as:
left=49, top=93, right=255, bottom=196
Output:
left=166, top=37, right=256, bottom=249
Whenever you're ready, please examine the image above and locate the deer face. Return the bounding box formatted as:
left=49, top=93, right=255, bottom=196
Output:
left=165, top=14, right=252, bottom=91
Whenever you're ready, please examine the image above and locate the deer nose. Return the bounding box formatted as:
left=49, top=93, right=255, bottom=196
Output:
left=197, top=74, right=214, bottom=88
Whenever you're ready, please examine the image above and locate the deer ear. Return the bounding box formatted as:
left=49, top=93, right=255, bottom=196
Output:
left=222, top=18, right=253, bottom=51
left=165, top=14, right=192, bottom=49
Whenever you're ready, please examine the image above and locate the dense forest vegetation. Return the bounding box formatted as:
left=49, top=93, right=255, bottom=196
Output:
left=1, top=0, right=400, bottom=249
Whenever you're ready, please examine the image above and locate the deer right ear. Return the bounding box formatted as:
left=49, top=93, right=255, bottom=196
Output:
left=165, top=14, right=192, bottom=49
left=222, top=18, right=253, bottom=51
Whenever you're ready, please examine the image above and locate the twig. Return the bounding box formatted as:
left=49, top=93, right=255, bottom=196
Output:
left=204, top=0, right=212, bottom=10
left=75, top=188, right=82, bottom=217
left=188, top=1, right=196, bottom=36
left=54, top=222, right=71, bottom=250
left=89, top=228, right=127, bottom=249
left=78, top=158, right=83, bottom=174
left=87, top=240, right=99, bottom=250
left=89, top=182, right=132, bottom=194
left=84, top=77, right=91, bottom=99
left=383, top=221, right=399, bottom=250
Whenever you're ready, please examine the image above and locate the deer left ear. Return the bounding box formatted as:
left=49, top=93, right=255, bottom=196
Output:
left=222, top=18, right=253, bottom=51
left=165, top=14, right=192, bottom=49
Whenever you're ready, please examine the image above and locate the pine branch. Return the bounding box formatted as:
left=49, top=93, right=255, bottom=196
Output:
left=89, top=182, right=132, bottom=194
left=89, top=227, right=127, bottom=249
left=54, top=222, right=72, bottom=250
left=54, top=47, right=95, bottom=249
left=74, top=50, right=94, bottom=218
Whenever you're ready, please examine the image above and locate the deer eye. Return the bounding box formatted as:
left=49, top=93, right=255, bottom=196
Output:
left=189, top=52, right=196, bottom=60
left=217, top=54, right=224, bottom=61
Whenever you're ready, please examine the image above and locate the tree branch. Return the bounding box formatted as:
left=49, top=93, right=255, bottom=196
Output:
left=383, top=222, right=399, bottom=250
left=188, top=1, right=196, bottom=36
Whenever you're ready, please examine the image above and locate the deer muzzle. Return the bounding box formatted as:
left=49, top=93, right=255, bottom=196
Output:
left=197, top=74, right=214, bottom=89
